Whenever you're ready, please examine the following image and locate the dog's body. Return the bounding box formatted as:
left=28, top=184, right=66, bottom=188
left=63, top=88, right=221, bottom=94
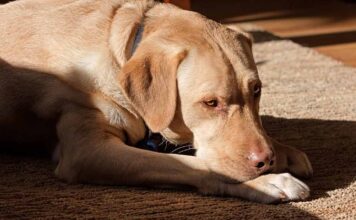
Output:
left=0, top=0, right=313, bottom=203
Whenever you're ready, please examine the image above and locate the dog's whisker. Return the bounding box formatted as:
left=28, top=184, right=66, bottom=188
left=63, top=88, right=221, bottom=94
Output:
left=176, top=147, right=195, bottom=155
left=170, top=145, right=192, bottom=153
left=159, top=138, right=166, bottom=146
left=164, top=140, right=169, bottom=152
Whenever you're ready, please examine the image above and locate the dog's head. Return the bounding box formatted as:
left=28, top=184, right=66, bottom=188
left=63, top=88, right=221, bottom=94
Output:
left=118, top=8, right=274, bottom=182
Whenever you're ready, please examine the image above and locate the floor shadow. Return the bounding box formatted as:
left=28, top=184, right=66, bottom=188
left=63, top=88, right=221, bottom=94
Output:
left=0, top=0, right=12, bottom=4
left=288, top=30, right=356, bottom=47
left=262, top=116, right=356, bottom=200
left=191, top=0, right=330, bottom=21
left=248, top=30, right=282, bottom=43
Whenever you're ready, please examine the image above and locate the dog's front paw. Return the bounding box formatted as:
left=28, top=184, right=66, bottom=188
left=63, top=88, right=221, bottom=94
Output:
left=240, top=173, right=310, bottom=203
left=287, top=149, right=313, bottom=179
left=273, top=142, right=313, bottom=179
left=197, top=172, right=310, bottom=204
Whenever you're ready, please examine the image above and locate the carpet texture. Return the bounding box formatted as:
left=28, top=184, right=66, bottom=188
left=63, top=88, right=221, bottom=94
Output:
left=0, top=26, right=355, bottom=219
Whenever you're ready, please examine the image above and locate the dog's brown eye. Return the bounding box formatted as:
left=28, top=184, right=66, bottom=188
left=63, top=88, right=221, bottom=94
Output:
left=204, top=99, right=218, bottom=107
left=253, top=84, right=261, bottom=98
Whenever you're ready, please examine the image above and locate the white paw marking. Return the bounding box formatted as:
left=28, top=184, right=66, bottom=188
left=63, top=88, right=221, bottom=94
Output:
left=263, top=173, right=310, bottom=202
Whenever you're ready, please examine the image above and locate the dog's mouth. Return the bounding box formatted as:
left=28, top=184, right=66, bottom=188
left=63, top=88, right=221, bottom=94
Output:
left=136, top=132, right=196, bottom=156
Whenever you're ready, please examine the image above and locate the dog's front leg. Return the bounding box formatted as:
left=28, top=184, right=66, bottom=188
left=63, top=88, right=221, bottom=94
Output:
left=54, top=107, right=310, bottom=203
left=54, top=107, right=215, bottom=187
left=272, top=139, right=313, bottom=179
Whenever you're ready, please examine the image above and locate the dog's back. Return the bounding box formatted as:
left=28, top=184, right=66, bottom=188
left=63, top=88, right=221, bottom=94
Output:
left=0, top=0, right=122, bottom=147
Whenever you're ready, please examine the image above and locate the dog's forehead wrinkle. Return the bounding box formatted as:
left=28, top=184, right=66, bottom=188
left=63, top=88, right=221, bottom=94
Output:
left=178, top=47, right=228, bottom=91
left=202, top=28, right=258, bottom=93
left=204, top=23, right=258, bottom=81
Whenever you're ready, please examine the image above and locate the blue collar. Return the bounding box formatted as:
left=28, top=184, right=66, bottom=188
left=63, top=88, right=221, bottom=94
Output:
left=136, top=132, right=196, bottom=156
left=131, top=23, right=144, bottom=56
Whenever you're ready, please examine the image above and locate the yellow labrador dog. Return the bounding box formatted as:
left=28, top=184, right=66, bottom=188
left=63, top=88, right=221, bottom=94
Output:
left=0, top=0, right=313, bottom=203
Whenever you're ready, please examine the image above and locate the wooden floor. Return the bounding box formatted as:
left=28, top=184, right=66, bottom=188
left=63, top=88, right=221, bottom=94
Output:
left=192, top=0, right=356, bottom=67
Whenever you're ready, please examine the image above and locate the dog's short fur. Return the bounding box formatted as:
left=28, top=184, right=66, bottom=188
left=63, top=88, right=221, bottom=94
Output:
left=0, top=0, right=313, bottom=203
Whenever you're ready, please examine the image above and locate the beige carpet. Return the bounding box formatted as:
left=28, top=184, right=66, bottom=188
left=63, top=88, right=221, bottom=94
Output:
left=0, top=27, right=355, bottom=219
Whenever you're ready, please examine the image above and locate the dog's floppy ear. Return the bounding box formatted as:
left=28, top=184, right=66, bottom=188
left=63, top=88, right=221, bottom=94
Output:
left=118, top=42, right=187, bottom=132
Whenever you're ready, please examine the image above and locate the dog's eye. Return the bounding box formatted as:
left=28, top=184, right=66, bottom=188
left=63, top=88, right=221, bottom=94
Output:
left=204, top=99, right=218, bottom=107
left=253, top=84, right=261, bottom=98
